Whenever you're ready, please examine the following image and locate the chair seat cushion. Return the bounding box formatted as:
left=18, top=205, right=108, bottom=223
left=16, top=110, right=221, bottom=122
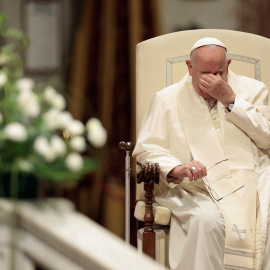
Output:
left=134, top=201, right=171, bottom=225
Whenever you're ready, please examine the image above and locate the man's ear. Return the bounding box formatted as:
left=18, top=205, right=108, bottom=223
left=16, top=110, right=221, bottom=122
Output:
left=226, top=58, right=231, bottom=72
left=186, top=60, right=192, bottom=76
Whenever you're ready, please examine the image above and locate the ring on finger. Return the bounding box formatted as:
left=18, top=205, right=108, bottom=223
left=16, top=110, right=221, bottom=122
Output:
left=191, top=166, right=196, bottom=171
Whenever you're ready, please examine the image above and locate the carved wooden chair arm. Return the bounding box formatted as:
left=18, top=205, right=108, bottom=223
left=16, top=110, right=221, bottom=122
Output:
left=136, top=162, right=160, bottom=259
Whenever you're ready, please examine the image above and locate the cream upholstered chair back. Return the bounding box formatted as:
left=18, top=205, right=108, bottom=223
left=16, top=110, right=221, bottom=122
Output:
left=136, top=29, right=270, bottom=201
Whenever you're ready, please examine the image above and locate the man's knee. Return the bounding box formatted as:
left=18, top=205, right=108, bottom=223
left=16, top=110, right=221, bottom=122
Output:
left=190, top=207, right=225, bottom=233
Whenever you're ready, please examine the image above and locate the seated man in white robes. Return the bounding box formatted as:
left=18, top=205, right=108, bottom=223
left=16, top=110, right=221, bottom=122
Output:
left=133, top=37, right=270, bottom=270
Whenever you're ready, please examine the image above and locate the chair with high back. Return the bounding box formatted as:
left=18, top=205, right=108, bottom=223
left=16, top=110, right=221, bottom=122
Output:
left=133, top=29, right=270, bottom=268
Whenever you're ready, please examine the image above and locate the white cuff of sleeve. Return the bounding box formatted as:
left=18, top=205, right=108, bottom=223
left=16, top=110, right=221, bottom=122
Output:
left=229, top=96, right=253, bottom=112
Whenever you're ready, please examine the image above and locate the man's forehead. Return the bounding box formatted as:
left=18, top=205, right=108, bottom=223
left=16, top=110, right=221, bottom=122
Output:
left=193, top=49, right=227, bottom=71
left=190, top=37, right=227, bottom=54
left=191, top=45, right=227, bottom=65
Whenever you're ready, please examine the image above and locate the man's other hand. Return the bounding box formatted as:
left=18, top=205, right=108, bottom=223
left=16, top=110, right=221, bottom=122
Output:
left=168, top=161, right=207, bottom=182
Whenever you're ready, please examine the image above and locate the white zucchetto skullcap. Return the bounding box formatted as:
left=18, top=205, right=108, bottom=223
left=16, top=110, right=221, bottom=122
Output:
left=190, top=37, right=227, bottom=54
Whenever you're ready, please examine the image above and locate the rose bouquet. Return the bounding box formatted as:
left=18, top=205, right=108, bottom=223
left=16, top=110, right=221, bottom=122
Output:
left=0, top=14, right=107, bottom=197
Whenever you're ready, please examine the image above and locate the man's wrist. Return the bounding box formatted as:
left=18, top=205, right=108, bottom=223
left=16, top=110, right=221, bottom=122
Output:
left=167, top=165, right=184, bottom=183
left=222, top=90, right=236, bottom=107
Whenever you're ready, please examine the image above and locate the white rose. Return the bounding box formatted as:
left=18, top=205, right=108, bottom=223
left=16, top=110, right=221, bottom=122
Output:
left=4, top=122, right=27, bottom=142
left=51, top=135, right=66, bottom=156
left=67, top=120, right=85, bottom=136
left=43, top=149, right=57, bottom=162
left=18, top=159, right=33, bottom=172
left=18, top=91, right=41, bottom=118
left=34, top=136, right=57, bottom=162
left=87, top=126, right=107, bottom=148
left=52, top=94, right=66, bottom=110
left=0, top=72, right=7, bottom=88
left=34, top=136, right=49, bottom=155
left=70, top=136, right=86, bottom=152
left=43, top=86, right=66, bottom=110
left=18, top=90, right=32, bottom=104
left=86, top=118, right=107, bottom=148
left=17, top=78, right=35, bottom=92
left=57, top=111, right=73, bottom=129
left=43, top=110, right=73, bottom=131
left=23, top=101, right=41, bottom=118
left=86, top=118, right=102, bottom=132
left=43, top=86, right=57, bottom=102
left=43, top=108, right=61, bottom=130
left=66, top=153, right=83, bottom=171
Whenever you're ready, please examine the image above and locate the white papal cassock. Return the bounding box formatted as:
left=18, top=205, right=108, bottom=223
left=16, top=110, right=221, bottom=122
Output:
left=133, top=70, right=270, bottom=270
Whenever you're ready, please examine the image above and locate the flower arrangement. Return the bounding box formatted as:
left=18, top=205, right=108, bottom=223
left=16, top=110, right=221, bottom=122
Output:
left=0, top=14, right=107, bottom=194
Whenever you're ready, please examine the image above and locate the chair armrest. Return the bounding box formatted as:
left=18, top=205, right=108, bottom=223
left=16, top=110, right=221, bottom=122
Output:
left=134, top=201, right=171, bottom=225
left=136, top=162, right=159, bottom=259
